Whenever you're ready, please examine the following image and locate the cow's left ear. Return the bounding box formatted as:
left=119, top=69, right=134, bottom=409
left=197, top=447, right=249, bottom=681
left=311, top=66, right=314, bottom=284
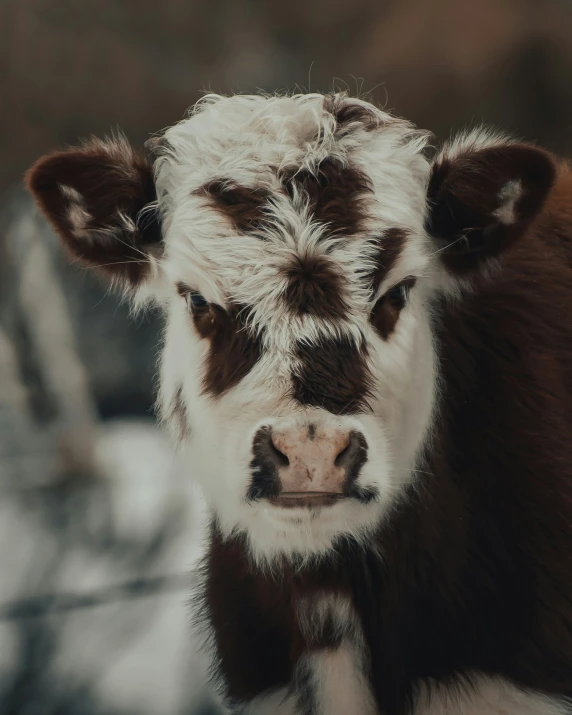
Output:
left=426, top=132, right=556, bottom=274
left=26, top=135, right=162, bottom=288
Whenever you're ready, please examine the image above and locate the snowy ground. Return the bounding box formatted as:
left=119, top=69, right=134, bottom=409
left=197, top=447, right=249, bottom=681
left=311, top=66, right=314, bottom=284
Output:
left=0, top=419, right=221, bottom=715
left=0, top=193, right=230, bottom=714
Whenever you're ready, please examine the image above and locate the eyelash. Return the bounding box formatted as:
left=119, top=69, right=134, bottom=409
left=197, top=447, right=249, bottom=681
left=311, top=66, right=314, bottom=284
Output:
left=383, top=278, right=415, bottom=309
left=185, top=291, right=209, bottom=312
left=177, top=278, right=415, bottom=322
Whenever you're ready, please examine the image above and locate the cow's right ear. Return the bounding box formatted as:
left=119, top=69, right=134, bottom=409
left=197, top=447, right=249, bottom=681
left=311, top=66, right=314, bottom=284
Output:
left=26, top=135, right=162, bottom=287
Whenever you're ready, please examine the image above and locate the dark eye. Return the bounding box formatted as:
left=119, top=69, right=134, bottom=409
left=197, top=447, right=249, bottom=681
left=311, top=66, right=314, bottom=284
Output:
left=370, top=277, right=416, bottom=340
left=385, top=280, right=413, bottom=309
left=186, top=291, right=209, bottom=311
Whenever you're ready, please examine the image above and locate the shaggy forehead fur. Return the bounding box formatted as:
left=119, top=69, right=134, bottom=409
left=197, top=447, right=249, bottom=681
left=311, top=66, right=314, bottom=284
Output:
left=152, top=94, right=432, bottom=348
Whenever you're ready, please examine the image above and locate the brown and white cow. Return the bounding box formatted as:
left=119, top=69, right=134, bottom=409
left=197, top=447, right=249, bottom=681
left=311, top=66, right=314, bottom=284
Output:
left=27, top=93, right=572, bottom=714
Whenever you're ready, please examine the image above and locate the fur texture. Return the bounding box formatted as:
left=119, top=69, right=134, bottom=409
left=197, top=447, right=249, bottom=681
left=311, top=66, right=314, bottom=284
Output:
left=26, top=92, right=572, bottom=714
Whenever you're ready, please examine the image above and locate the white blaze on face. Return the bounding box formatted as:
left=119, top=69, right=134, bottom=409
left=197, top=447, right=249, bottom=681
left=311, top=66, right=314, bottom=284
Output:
left=151, top=93, right=438, bottom=562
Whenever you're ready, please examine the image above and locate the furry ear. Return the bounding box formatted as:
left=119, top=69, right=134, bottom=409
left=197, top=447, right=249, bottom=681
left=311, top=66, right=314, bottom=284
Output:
left=26, top=135, right=161, bottom=287
left=426, top=131, right=556, bottom=274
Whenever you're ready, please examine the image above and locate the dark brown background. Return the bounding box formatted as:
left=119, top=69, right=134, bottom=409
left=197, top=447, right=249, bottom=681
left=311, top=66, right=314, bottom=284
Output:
left=3, top=0, right=572, bottom=196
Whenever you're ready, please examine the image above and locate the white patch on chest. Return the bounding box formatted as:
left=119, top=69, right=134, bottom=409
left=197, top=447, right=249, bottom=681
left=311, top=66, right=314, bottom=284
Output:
left=234, top=595, right=376, bottom=715
left=415, top=675, right=571, bottom=715
left=241, top=674, right=570, bottom=715
left=294, top=594, right=377, bottom=715
left=238, top=687, right=299, bottom=715
left=299, top=643, right=377, bottom=715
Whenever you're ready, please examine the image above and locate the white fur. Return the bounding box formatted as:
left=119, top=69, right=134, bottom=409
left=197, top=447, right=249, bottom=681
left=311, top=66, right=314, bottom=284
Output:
left=296, top=644, right=377, bottom=715
left=433, top=126, right=514, bottom=164
left=143, top=93, right=439, bottom=563
left=415, top=676, right=571, bottom=715
left=59, top=183, right=92, bottom=238
left=494, top=179, right=522, bottom=225
left=239, top=675, right=570, bottom=715
left=296, top=593, right=359, bottom=642
left=59, top=183, right=84, bottom=203
left=238, top=688, right=298, bottom=715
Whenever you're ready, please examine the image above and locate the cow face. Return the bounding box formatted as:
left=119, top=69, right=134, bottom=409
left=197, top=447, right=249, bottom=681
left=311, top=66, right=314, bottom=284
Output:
left=27, top=94, right=555, bottom=562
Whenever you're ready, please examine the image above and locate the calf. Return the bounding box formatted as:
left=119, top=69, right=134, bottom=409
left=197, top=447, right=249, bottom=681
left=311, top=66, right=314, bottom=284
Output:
left=27, top=93, right=572, bottom=714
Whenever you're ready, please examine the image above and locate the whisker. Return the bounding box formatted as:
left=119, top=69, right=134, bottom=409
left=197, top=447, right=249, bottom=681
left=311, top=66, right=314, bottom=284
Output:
left=78, top=259, right=148, bottom=270
left=111, top=233, right=152, bottom=260
left=392, top=467, right=435, bottom=477
left=427, top=233, right=472, bottom=258
left=85, top=228, right=152, bottom=262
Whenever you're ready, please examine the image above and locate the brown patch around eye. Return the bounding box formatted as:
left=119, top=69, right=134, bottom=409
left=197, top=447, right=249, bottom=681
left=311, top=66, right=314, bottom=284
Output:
left=282, top=254, right=349, bottom=320
left=177, top=281, right=212, bottom=322
left=194, top=180, right=270, bottom=234
left=370, top=277, right=416, bottom=341
left=176, top=281, right=192, bottom=296
left=194, top=303, right=263, bottom=396
left=281, top=157, right=372, bottom=237
left=364, top=228, right=409, bottom=294
left=192, top=302, right=217, bottom=339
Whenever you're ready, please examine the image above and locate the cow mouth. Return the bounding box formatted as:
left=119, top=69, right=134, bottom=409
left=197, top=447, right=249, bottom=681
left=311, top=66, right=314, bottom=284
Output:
left=269, top=491, right=345, bottom=508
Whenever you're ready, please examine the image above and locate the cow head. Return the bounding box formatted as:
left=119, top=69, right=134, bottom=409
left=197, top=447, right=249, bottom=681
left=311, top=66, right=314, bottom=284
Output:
left=27, top=94, right=555, bottom=563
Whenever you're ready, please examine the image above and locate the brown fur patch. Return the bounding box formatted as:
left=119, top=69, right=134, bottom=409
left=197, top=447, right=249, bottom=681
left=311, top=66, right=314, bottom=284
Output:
left=247, top=426, right=283, bottom=502
left=282, top=157, right=373, bottom=237
left=197, top=526, right=296, bottom=704
left=532, top=162, right=572, bottom=269
left=176, top=281, right=191, bottom=297
left=324, top=95, right=381, bottom=134
left=292, top=336, right=372, bottom=415
left=282, top=253, right=349, bottom=319
left=370, top=277, right=416, bottom=341
left=195, top=180, right=270, bottom=234
left=26, top=138, right=160, bottom=286
left=189, top=301, right=263, bottom=396
left=364, top=228, right=409, bottom=293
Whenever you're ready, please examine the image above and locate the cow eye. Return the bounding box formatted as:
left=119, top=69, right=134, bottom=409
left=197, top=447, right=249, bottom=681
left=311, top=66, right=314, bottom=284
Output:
left=370, top=277, right=416, bottom=340
left=186, top=292, right=209, bottom=312
left=385, top=278, right=415, bottom=309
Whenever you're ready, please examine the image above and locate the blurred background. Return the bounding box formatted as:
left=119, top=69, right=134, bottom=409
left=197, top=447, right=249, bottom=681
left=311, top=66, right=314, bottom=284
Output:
left=1, top=1, right=572, bottom=713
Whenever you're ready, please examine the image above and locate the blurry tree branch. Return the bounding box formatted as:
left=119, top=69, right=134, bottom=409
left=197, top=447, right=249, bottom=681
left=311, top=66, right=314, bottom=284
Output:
left=0, top=573, right=194, bottom=621
left=0, top=197, right=212, bottom=714
left=2, top=203, right=99, bottom=480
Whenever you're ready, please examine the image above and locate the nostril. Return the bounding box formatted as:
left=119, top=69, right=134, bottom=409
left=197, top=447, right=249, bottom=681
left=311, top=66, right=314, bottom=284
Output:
left=253, top=427, right=290, bottom=468
left=334, top=441, right=351, bottom=467
left=344, top=431, right=369, bottom=484
left=269, top=438, right=290, bottom=467
left=335, top=431, right=368, bottom=476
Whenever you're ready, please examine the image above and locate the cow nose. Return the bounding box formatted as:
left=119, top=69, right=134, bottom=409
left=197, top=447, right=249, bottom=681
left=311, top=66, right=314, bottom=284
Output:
left=249, top=424, right=368, bottom=506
